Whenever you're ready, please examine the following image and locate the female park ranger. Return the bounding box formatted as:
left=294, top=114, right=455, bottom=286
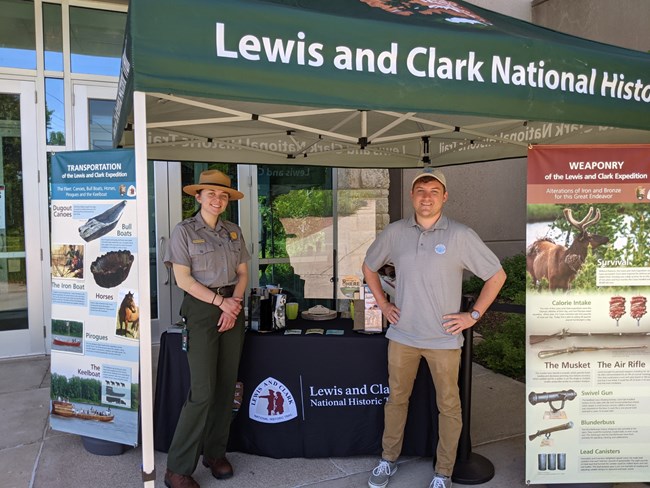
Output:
left=163, top=169, right=250, bottom=488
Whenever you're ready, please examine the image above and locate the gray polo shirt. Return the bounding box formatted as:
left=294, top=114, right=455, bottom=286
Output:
left=164, top=212, right=251, bottom=288
left=364, top=214, right=502, bottom=349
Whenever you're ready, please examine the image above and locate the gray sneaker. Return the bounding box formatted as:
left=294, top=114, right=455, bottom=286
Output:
left=368, top=459, right=397, bottom=488
left=429, top=473, right=452, bottom=488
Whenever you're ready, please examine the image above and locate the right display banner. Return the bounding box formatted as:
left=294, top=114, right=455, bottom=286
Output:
left=526, top=145, right=650, bottom=484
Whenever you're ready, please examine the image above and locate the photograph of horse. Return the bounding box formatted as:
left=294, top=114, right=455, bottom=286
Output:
left=116, top=291, right=140, bottom=339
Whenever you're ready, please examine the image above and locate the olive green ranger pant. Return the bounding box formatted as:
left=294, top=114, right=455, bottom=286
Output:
left=166, top=294, right=245, bottom=475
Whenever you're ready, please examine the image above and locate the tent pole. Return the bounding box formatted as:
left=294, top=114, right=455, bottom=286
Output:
left=134, top=90, right=156, bottom=487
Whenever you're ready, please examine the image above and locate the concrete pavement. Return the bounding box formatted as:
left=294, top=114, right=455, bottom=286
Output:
left=1, top=351, right=647, bottom=488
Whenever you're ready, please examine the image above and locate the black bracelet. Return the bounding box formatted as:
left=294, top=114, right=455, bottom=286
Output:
left=218, top=295, right=225, bottom=307
left=211, top=293, right=218, bottom=305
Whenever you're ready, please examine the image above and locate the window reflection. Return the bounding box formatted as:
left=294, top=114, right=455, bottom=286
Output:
left=257, top=165, right=334, bottom=308
left=45, top=78, right=65, bottom=146
left=0, top=0, right=36, bottom=70
left=88, top=99, right=115, bottom=150
left=43, top=2, right=63, bottom=72
left=70, top=7, right=126, bottom=76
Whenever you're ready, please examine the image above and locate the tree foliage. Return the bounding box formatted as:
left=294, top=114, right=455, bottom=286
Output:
left=51, top=319, right=83, bottom=337
left=51, top=373, right=102, bottom=404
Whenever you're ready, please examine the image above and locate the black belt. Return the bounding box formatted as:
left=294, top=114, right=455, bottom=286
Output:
left=209, top=284, right=236, bottom=297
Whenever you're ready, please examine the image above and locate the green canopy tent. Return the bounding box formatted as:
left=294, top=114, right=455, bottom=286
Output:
left=113, top=0, right=650, bottom=167
left=111, top=0, right=650, bottom=484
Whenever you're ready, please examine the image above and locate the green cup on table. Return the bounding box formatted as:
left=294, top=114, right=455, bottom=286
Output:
left=286, top=302, right=299, bottom=320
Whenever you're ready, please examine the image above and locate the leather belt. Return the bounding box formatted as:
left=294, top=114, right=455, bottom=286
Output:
left=209, top=284, right=236, bottom=297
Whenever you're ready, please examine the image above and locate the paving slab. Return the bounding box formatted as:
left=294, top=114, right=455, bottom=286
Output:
left=0, top=387, right=50, bottom=450
left=0, top=442, right=41, bottom=488
left=0, top=356, right=50, bottom=394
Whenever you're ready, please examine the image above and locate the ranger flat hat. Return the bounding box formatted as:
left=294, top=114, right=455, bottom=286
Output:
left=411, top=168, right=447, bottom=191
left=183, top=169, right=244, bottom=200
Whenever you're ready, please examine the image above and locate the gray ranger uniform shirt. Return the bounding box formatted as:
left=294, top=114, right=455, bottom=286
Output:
left=164, top=212, right=251, bottom=288
left=364, top=214, right=502, bottom=350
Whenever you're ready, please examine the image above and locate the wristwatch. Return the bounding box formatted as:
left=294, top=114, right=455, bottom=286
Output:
left=470, top=309, right=481, bottom=321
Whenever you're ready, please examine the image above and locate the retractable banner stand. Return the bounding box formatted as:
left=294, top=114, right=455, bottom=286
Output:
left=525, top=145, right=650, bottom=484
left=49, top=149, right=140, bottom=447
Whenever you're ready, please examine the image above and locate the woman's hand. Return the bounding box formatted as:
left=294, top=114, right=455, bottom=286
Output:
left=217, top=296, right=243, bottom=332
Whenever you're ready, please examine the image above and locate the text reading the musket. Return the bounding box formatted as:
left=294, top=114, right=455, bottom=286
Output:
left=544, top=361, right=591, bottom=369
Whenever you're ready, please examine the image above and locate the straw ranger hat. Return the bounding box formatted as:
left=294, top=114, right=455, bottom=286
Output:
left=183, top=169, right=244, bottom=200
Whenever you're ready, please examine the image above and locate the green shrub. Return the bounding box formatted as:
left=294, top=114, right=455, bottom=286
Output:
left=474, top=313, right=526, bottom=381
left=463, top=253, right=526, bottom=305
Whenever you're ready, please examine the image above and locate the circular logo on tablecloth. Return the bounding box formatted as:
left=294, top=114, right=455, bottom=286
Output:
left=249, top=377, right=298, bottom=424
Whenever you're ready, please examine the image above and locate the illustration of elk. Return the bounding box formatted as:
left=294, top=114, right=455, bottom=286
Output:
left=526, top=207, right=609, bottom=291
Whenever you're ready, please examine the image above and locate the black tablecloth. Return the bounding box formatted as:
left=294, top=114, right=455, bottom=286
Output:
left=153, top=318, right=437, bottom=458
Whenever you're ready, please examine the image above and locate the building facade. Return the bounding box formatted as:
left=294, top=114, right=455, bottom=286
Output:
left=1, top=0, right=647, bottom=359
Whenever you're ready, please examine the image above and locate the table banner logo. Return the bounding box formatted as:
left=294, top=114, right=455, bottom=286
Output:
left=249, top=377, right=298, bottom=424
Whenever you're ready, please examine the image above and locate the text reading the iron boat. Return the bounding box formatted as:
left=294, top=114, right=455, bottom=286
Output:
left=215, top=22, right=650, bottom=103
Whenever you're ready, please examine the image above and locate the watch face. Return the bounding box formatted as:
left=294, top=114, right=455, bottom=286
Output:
left=471, top=310, right=480, bottom=320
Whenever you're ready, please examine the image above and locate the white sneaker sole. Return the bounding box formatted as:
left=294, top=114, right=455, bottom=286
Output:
left=368, top=466, right=398, bottom=488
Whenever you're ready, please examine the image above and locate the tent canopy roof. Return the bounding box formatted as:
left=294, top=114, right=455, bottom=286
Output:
left=113, top=0, right=650, bottom=167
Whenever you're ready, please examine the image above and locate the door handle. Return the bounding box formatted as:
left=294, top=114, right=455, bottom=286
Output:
left=159, top=237, right=170, bottom=285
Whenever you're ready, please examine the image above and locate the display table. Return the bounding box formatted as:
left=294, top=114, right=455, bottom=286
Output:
left=153, top=318, right=437, bottom=458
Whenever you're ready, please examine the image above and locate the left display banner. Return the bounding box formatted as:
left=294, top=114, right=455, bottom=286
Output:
left=49, top=149, right=140, bottom=446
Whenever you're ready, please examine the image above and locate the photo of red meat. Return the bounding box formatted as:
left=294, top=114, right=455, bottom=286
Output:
left=609, top=296, right=626, bottom=326
left=630, top=295, right=647, bottom=326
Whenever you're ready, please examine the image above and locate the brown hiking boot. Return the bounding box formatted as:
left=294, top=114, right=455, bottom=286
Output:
left=164, top=469, right=199, bottom=488
left=202, top=456, right=234, bottom=479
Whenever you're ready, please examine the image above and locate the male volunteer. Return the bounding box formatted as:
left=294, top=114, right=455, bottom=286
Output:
left=363, top=169, right=506, bottom=488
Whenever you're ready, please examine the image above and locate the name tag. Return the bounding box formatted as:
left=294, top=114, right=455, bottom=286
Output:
left=192, top=239, right=205, bottom=244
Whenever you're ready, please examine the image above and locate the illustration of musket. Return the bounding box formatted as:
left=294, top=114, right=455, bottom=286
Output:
left=528, top=389, right=577, bottom=412
left=529, top=421, right=573, bottom=441
left=538, top=345, right=647, bottom=359
left=530, top=328, right=650, bottom=345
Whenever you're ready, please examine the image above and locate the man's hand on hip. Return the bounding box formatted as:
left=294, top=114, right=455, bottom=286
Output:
left=442, top=312, right=477, bottom=335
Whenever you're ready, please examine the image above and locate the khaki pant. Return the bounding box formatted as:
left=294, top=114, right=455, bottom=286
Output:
left=167, top=294, right=245, bottom=475
left=382, top=341, right=462, bottom=477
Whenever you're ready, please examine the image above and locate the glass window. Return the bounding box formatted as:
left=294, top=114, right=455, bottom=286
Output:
left=70, top=7, right=126, bottom=76
left=45, top=78, right=65, bottom=146
left=43, top=2, right=63, bottom=72
left=257, top=165, right=334, bottom=310
left=0, top=93, right=28, bottom=331
left=88, top=99, right=115, bottom=150
left=0, top=0, right=36, bottom=70
left=147, top=160, right=158, bottom=320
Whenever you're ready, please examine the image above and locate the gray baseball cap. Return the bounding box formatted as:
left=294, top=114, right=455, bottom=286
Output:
left=411, top=169, right=447, bottom=190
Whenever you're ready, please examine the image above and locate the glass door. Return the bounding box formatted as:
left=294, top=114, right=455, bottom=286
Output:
left=244, top=164, right=337, bottom=310
left=0, top=79, right=45, bottom=357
